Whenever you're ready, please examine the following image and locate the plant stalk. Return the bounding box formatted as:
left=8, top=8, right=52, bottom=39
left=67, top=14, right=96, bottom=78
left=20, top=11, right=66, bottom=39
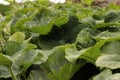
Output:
left=8, top=67, right=17, bottom=80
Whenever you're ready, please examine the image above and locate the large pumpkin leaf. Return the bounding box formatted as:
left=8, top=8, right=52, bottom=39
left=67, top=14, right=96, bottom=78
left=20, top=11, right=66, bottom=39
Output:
left=96, top=54, right=120, bottom=69
left=78, top=35, right=120, bottom=64
left=96, top=41, right=120, bottom=69
left=41, top=45, right=86, bottom=80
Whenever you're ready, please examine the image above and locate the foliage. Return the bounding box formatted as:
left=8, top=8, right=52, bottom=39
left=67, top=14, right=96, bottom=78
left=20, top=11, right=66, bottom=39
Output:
left=0, top=1, right=120, bottom=80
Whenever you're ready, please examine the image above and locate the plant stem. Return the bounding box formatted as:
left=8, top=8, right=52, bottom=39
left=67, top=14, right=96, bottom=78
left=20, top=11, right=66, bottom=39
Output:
left=8, top=67, right=17, bottom=80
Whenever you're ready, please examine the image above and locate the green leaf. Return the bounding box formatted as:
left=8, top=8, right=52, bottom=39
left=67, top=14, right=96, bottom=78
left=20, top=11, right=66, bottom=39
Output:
left=30, top=22, right=53, bottom=35
left=95, top=31, right=120, bottom=41
left=92, top=11, right=105, bottom=20
left=37, top=38, right=60, bottom=50
left=101, top=41, right=120, bottom=55
left=76, top=28, right=96, bottom=49
left=42, top=46, right=68, bottom=72
left=8, top=50, right=40, bottom=77
left=78, top=39, right=111, bottom=63
left=95, top=21, right=120, bottom=29
left=96, top=54, right=120, bottom=69
left=5, top=37, right=36, bottom=56
left=81, top=18, right=96, bottom=27
left=4, top=41, right=22, bottom=56
left=9, top=32, right=25, bottom=42
left=14, top=9, right=38, bottom=27
left=48, top=63, right=85, bottom=80
left=41, top=45, right=86, bottom=80
left=93, top=69, right=112, bottom=80
left=27, top=70, right=49, bottom=80
left=65, top=45, right=81, bottom=63
left=10, top=39, right=48, bottom=74
left=7, top=42, right=39, bottom=75
left=21, top=49, right=42, bottom=72
left=0, top=65, right=11, bottom=78
left=54, top=16, right=68, bottom=27
left=96, top=41, right=120, bottom=69
left=10, top=8, right=39, bottom=33
left=34, top=49, right=56, bottom=64
left=104, top=10, right=120, bottom=23
left=0, top=40, right=37, bottom=78
left=0, top=53, right=12, bottom=67
left=86, top=36, right=120, bottom=64
left=105, top=73, right=120, bottom=80
left=78, top=47, right=97, bottom=63
left=23, top=43, right=37, bottom=51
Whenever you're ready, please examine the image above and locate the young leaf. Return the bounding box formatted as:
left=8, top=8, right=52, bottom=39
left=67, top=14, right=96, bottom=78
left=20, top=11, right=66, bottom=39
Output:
left=9, top=32, right=25, bottom=42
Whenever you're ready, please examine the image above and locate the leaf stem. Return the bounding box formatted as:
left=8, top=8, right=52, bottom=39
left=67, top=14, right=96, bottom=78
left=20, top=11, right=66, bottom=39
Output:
left=8, top=67, right=17, bottom=80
